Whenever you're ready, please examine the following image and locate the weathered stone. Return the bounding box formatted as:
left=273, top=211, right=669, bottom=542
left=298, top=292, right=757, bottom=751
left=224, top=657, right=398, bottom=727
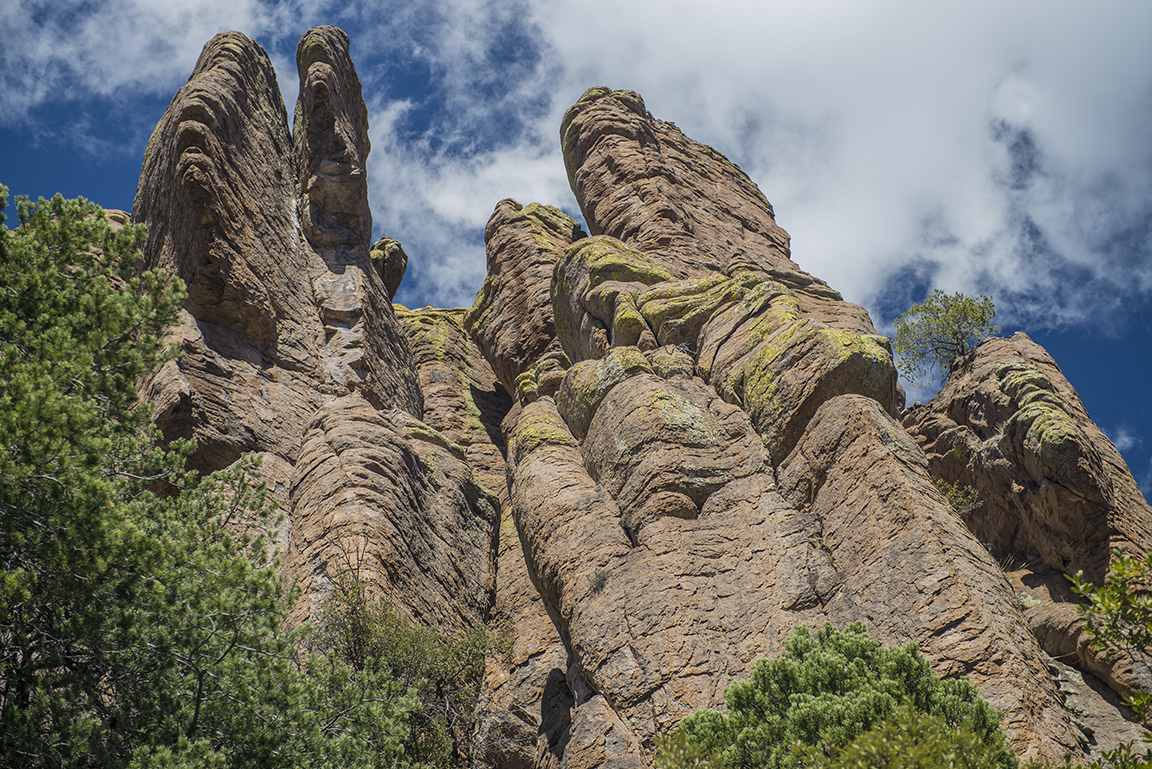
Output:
left=560, top=87, right=876, bottom=337
left=294, top=26, right=371, bottom=250
left=466, top=199, right=586, bottom=398
left=370, top=237, right=408, bottom=300
left=551, top=235, right=671, bottom=362
left=133, top=34, right=1152, bottom=766
left=506, top=375, right=1084, bottom=762
left=1026, top=601, right=1150, bottom=704
left=294, top=25, right=422, bottom=416
left=548, top=227, right=899, bottom=465
left=777, top=395, right=1084, bottom=763
left=288, top=393, right=498, bottom=631
left=1043, top=654, right=1148, bottom=760
left=903, top=332, right=1152, bottom=585
left=135, top=32, right=321, bottom=362
left=561, top=87, right=791, bottom=281
left=134, top=28, right=485, bottom=652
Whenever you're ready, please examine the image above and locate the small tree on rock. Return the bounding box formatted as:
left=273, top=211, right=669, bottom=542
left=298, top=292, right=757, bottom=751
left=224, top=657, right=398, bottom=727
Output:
left=892, top=290, right=999, bottom=388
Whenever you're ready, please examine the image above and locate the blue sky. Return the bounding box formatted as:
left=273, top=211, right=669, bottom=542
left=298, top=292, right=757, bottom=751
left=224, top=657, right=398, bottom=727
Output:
left=3, top=0, right=1151, bottom=500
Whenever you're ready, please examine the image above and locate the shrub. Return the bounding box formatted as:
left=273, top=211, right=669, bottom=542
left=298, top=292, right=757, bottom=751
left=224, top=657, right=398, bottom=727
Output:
left=665, top=622, right=1016, bottom=769
left=934, top=477, right=982, bottom=517
left=310, top=569, right=509, bottom=767
left=806, top=701, right=1018, bottom=768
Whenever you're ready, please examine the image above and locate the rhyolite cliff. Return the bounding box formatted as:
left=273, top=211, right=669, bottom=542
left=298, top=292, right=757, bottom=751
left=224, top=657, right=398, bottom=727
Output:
left=129, top=26, right=1152, bottom=767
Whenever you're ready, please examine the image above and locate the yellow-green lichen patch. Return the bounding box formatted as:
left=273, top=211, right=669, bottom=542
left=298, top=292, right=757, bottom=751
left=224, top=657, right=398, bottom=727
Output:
left=564, top=237, right=673, bottom=290
left=557, top=347, right=652, bottom=439
left=648, top=389, right=719, bottom=447
left=553, top=238, right=670, bottom=362
left=400, top=308, right=493, bottom=442
left=645, top=346, right=695, bottom=380
left=744, top=287, right=803, bottom=348
left=612, top=295, right=649, bottom=347
left=638, top=273, right=730, bottom=306
left=404, top=418, right=467, bottom=463
left=637, top=273, right=749, bottom=349
left=816, top=327, right=894, bottom=369
left=463, top=275, right=496, bottom=342
left=512, top=401, right=579, bottom=465
left=994, top=361, right=1082, bottom=460
left=516, top=355, right=569, bottom=404
left=736, top=338, right=787, bottom=431
left=523, top=202, right=583, bottom=253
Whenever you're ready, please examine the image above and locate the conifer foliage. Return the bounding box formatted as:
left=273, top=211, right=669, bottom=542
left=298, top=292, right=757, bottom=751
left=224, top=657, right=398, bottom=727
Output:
left=0, top=188, right=415, bottom=768
left=892, top=289, right=999, bottom=387
left=663, top=622, right=1017, bottom=769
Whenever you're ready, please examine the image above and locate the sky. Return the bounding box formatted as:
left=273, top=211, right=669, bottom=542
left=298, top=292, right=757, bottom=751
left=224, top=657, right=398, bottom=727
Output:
left=2, top=0, right=1150, bottom=500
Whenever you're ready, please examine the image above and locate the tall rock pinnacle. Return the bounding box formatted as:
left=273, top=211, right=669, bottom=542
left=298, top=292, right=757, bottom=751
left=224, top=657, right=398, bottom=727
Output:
left=132, top=28, right=500, bottom=636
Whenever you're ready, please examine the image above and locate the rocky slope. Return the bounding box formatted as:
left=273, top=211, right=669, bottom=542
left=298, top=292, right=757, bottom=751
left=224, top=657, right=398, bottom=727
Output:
left=131, top=27, right=1152, bottom=767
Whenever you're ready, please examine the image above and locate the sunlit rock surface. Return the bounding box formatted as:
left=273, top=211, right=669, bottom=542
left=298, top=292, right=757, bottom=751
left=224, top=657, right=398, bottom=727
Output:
left=134, top=31, right=1152, bottom=766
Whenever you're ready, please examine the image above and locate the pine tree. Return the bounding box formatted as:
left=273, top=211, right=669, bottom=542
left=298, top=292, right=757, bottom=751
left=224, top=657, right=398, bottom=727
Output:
left=0, top=187, right=415, bottom=768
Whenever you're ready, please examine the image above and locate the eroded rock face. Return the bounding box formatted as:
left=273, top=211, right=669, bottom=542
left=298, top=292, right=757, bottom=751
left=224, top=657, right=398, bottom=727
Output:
left=136, top=33, right=1152, bottom=766
left=136, top=28, right=498, bottom=641
left=903, top=333, right=1152, bottom=585
left=473, top=88, right=1123, bottom=766
left=465, top=199, right=586, bottom=398
left=294, top=26, right=423, bottom=415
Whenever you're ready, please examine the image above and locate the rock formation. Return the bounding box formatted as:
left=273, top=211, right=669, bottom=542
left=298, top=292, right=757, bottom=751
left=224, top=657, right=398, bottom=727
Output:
left=132, top=29, right=1152, bottom=767
left=903, top=333, right=1152, bottom=585
left=134, top=27, right=500, bottom=634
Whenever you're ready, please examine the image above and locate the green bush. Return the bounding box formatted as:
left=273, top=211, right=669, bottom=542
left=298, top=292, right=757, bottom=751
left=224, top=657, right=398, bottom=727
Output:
left=665, top=622, right=1016, bottom=769
left=310, top=570, right=509, bottom=767
left=934, top=477, right=982, bottom=517
left=805, top=701, right=1017, bottom=768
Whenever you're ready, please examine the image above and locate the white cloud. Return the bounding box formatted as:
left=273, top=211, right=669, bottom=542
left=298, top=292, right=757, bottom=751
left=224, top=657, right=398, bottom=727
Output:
left=8, top=0, right=1152, bottom=330
left=1, top=0, right=306, bottom=116
left=1104, top=425, right=1143, bottom=455
left=353, top=0, right=1152, bottom=329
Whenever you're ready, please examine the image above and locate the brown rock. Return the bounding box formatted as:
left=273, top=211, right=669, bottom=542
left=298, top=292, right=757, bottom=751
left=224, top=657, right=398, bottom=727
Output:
left=370, top=237, right=408, bottom=300
left=491, top=89, right=1113, bottom=766
left=506, top=374, right=1083, bottom=762
left=551, top=236, right=670, bottom=362
left=134, top=31, right=330, bottom=480
left=293, top=26, right=422, bottom=416
left=903, top=332, right=1152, bottom=584
left=777, top=395, right=1083, bottom=762
left=466, top=199, right=586, bottom=398
left=134, top=31, right=1152, bottom=766
left=288, top=393, right=498, bottom=631
left=561, top=87, right=791, bottom=281
left=134, top=28, right=487, bottom=648
left=1026, top=601, right=1150, bottom=704
left=560, top=87, right=877, bottom=337
left=134, top=32, right=321, bottom=361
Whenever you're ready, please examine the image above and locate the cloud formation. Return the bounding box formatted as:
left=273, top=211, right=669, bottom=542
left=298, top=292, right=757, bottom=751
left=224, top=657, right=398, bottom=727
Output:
left=6, top=0, right=1151, bottom=327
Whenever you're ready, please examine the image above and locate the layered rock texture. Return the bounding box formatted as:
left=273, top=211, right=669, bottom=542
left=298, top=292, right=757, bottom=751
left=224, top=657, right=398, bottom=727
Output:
left=133, top=30, right=1152, bottom=767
